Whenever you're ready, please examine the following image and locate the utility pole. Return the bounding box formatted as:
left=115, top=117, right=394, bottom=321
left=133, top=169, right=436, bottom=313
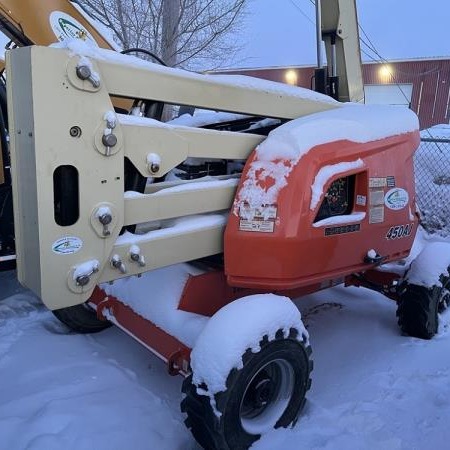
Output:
left=161, top=0, right=180, bottom=67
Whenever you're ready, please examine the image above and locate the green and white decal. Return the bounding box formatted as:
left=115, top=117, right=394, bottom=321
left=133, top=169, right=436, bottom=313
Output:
left=52, top=236, right=83, bottom=255
left=49, top=11, right=97, bottom=46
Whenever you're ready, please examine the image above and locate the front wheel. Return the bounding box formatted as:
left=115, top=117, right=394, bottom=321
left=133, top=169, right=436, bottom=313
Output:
left=52, top=303, right=111, bottom=334
left=181, top=328, right=313, bottom=450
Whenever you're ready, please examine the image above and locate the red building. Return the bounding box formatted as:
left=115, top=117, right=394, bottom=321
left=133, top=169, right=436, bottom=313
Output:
left=218, top=57, right=450, bottom=130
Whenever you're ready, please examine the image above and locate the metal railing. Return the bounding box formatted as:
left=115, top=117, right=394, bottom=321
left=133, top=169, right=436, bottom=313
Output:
left=415, top=135, right=450, bottom=235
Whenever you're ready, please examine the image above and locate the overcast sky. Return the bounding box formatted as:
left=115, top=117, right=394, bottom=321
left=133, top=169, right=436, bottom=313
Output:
left=231, top=0, right=450, bottom=69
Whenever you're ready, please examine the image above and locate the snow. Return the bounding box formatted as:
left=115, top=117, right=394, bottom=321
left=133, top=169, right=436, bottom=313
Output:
left=377, top=226, right=441, bottom=276
left=95, top=206, right=111, bottom=219
left=146, top=153, right=161, bottom=167
left=72, top=259, right=99, bottom=281
left=2, top=230, right=450, bottom=449
left=115, top=213, right=228, bottom=246
left=161, top=178, right=238, bottom=194
left=234, top=159, right=293, bottom=211
left=169, top=111, right=250, bottom=127
left=0, top=231, right=449, bottom=449
left=146, top=178, right=237, bottom=197
left=310, top=159, right=364, bottom=210
left=236, top=105, right=418, bottom=210
left=191, top=294, right=308, bottom=395
left=103, top=264, right=207, bottom=348
left=52, top=39, right=338, bottom=105
left=255, top=104, right=418, bottom=163
left=118, top=113, right=169, bottom=128
left=129, top=245, right=141, bottom=256
left=103, top=110, right=117, bottom=128
left=406, top=242, right=450, bottom=288
left=312, top=212, right=366, bottom=228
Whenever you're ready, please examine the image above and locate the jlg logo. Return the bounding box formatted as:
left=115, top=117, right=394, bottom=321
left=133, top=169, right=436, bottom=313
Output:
left=384, top=188, right=409, bottom=210
left=49, top=11, right=97, bottom=46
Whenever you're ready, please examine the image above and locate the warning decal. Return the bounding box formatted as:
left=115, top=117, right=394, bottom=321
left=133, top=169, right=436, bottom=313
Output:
left=239, top=205, right=277, bottom=233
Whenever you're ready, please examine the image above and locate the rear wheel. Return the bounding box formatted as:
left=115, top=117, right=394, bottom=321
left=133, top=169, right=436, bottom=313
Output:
left=397, top=277, right=450, bottom=339
left=52, top=303, right=111, bottom=334
left=181, top=328, right=313, bottom=450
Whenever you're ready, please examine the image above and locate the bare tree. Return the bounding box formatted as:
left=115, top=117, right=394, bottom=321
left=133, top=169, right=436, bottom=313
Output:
left=76, top=0, right=248, bottom=70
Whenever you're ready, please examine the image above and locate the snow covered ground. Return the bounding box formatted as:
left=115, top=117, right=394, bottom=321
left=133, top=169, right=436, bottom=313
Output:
left=1, top=232, right=450, bottom=449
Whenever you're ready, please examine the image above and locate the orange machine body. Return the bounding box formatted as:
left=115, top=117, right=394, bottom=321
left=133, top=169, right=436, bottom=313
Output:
left=225, top=130, right=420, bottom=291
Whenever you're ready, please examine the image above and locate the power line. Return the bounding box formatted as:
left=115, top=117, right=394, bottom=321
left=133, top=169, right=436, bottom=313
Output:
left=288, top=0, right=315, bottom=26
left=292, top=0, right=438, bottom=120
left=358, top=27, right=440, bottom=142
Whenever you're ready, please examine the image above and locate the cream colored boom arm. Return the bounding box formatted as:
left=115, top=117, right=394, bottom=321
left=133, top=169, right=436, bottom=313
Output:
left=7, top=45, right=341, bottom=310
left=320, top=0, right=364, bottom=103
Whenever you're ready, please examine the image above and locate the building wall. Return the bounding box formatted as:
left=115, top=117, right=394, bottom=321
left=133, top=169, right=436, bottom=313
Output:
left=219, top=59, right=450, bottom=130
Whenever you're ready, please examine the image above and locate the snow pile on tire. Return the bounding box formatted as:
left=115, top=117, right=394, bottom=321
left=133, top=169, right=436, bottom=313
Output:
left=406, top=242, right=450, bottom=288
left=191, top=294, right=308, bottom=395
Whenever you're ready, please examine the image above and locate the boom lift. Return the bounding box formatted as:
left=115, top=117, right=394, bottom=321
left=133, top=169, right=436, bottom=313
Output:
left=4, top=1, right=450, bottom=449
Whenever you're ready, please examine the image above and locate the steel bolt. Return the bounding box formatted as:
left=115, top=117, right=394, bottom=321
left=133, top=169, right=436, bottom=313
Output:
left=98, top=213, right=112, bottom=226
left=130, top=252, right=146, bottom=267
left=76, top=274, right=90, bottom=286
left=76, top=65, right=91, bottom=80
left=76, top=65, right=100, bottom=88
left=149, top=162, right=160, bottom=174
left=111, top=255, right=127, bottom=274
left=102, top=133, right=117, bottom=148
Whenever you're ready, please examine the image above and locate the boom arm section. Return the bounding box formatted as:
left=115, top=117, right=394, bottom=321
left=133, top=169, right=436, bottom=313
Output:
left=319, top=0, right=364, bottom=103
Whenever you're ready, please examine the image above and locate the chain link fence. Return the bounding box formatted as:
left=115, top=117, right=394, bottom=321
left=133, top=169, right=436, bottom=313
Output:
left=415, top=126, right=450, bottom=236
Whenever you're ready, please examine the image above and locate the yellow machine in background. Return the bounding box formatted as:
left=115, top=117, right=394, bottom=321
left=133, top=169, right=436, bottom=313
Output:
left=0, top=0, right=113, bottom=48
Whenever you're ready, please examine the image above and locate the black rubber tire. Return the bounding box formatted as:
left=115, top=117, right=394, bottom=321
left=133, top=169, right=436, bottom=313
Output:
left=181, top=328, right=313, bottom=450
left=52, top=304, right=111, bottom=334
left=397, top=275, right=450, bottom=340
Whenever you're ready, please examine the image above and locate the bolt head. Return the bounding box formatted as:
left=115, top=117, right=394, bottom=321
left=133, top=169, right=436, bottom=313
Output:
left=102, top=133, right=118, bottom=148
left=149, top=162, right=160, bottom=174
left=99, top=213, right=112, bottom=225
left=76, top=274, right=90, bottom=287
left=76, top=65, right=91, bottom=81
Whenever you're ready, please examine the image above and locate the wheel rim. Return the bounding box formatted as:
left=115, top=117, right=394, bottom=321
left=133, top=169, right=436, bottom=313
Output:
left=240, top=358, right=295, bottom=435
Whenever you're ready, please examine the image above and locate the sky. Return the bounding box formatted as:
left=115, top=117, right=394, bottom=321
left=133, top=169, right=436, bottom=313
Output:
left=231, top=0, right=450, bottom=69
